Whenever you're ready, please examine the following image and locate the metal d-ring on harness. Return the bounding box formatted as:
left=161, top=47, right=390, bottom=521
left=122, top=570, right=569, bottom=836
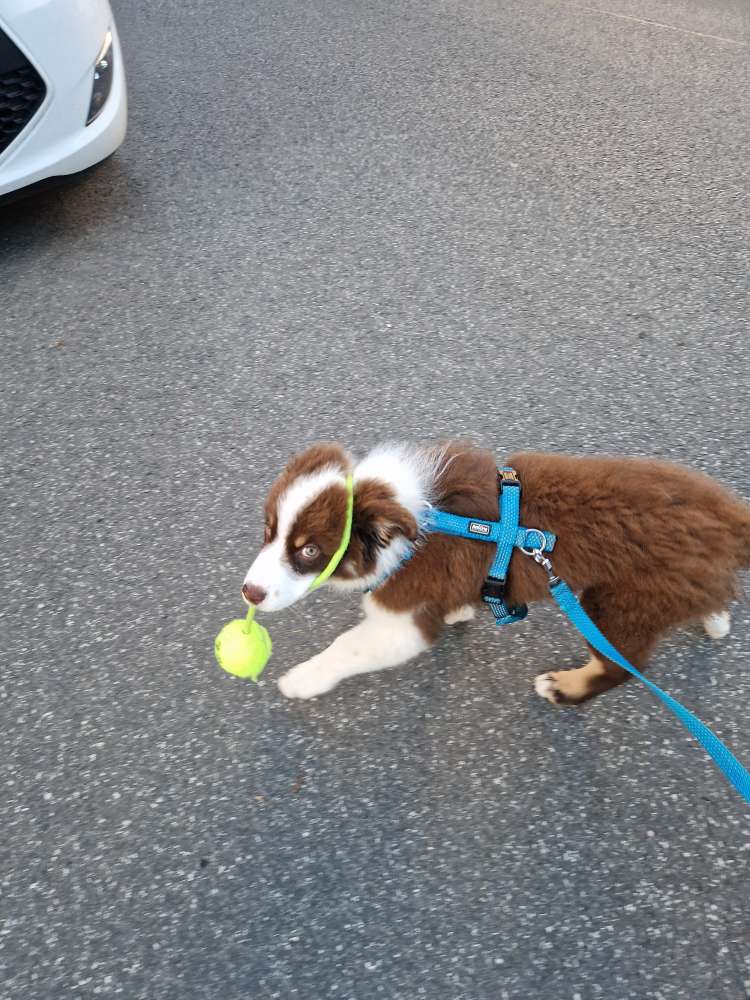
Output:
left=423, top=466, right=750, bottom=806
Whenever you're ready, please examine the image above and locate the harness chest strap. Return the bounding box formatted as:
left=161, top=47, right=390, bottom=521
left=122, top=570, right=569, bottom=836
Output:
left=424, top=467, right=555, bottom=626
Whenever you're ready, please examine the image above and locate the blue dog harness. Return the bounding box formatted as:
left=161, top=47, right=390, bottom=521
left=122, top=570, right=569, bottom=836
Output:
left=424, top=468, right=555, bottom=626
left=378, top=466, right=750, bottom=805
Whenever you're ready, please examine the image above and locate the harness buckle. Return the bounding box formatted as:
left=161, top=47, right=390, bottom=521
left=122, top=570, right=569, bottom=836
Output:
left=498, top=468, right=520, bottom=486
left=481, top=576, right=507, bottom=600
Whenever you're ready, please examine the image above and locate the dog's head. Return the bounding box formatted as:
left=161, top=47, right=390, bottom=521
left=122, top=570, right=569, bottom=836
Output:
left=243, top=444, right=419, bottom=612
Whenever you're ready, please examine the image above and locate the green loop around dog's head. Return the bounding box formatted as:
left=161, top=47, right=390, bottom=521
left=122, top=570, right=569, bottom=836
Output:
left=309, top=473, right=354, bottom=591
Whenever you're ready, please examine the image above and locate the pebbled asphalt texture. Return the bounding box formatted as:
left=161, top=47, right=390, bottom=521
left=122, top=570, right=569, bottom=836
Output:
left=2, top=1, right=749, bottom=998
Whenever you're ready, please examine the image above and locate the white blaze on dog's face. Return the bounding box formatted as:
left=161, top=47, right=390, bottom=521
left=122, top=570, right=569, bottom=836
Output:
left=242, top=443, right=422, bottom=613
left=243, top=466, right=348, bottom=612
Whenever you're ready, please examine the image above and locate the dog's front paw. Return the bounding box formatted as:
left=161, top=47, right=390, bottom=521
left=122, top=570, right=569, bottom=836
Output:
left=278, top=660, right=338, bottom=700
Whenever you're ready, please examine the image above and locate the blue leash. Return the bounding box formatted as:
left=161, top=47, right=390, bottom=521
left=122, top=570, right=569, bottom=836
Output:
left=529, top=551, right=750, bottom=805
left=419, top=467, right=750, bottom=805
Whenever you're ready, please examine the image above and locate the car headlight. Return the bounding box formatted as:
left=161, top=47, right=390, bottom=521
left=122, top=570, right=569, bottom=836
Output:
left=86, top=30, right=114, bottom=125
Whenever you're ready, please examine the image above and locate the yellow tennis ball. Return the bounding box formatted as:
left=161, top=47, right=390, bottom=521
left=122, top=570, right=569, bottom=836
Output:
left=214, top=609, right=272, bottom=680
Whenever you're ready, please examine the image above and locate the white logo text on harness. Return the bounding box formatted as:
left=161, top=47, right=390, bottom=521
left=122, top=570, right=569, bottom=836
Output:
left=469, top=522, right=491, bottom=536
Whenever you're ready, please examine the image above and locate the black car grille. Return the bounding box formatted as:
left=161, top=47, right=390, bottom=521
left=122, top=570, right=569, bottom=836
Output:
left=0, top=28, right=46, bottom=156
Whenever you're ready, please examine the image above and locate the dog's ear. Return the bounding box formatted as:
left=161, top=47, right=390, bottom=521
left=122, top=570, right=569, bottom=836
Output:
left=352, top=480, right=418, bottom=561
left=282, top=443, right=351, bottom=480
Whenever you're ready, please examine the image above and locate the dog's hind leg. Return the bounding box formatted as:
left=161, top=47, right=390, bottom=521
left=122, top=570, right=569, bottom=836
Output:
left=703, top=610, right=731, bottom=639
left=534, top=585, right=662, bottom=705
left=535, top=656, right=613, bottom=704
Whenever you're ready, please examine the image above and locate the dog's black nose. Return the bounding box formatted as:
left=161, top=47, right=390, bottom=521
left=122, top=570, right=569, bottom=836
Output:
left=242, top=583, right=267, bottom=606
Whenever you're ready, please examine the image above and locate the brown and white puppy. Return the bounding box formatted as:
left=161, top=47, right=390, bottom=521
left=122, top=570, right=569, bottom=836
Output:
left=242, top=442, right=750, bottom=702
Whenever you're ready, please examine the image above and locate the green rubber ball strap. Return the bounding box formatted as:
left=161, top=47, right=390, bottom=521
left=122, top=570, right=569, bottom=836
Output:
left=309, top=473, right=354, bottom=591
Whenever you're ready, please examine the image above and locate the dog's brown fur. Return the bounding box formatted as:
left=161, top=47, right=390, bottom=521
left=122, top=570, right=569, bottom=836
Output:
left=369, top=444, right=750, bottom=702
left=266, top=442, right=750, bottom=703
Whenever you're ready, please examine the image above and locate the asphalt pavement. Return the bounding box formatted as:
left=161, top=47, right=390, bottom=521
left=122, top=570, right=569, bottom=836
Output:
left=2, top=1, right=749, bottom=997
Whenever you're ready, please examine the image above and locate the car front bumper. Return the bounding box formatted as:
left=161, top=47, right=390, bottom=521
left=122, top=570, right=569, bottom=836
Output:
left=0, top=0, right=127, bottom=197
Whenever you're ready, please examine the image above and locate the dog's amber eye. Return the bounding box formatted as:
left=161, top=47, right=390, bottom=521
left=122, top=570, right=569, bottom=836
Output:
left=300, top=543, right=320, bottom=561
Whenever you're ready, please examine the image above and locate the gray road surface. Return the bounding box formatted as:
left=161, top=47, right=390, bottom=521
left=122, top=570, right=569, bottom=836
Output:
left=2, top=1, right=749, bottom=998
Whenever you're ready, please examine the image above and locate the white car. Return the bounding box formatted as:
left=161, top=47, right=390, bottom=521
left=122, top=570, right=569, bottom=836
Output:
left=0, top=0, right=126, bottom=199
